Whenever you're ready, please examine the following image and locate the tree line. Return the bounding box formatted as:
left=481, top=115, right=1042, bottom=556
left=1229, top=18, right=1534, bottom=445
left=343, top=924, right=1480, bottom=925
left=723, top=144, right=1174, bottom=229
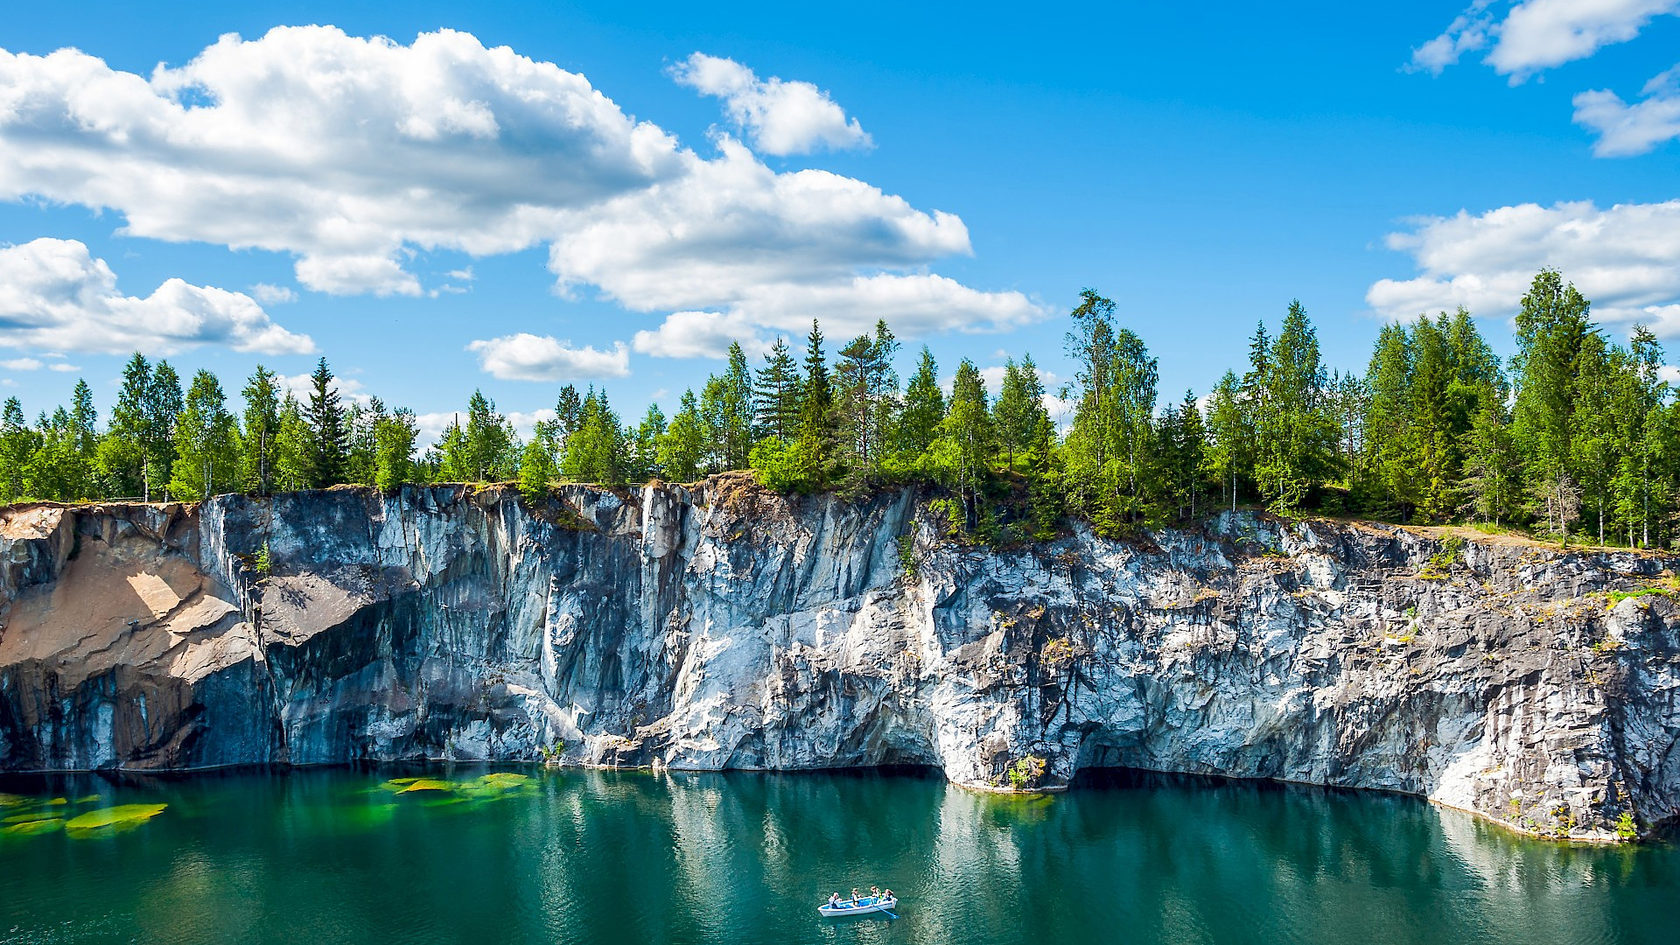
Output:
left=1, top=269, right=1674, bottom=548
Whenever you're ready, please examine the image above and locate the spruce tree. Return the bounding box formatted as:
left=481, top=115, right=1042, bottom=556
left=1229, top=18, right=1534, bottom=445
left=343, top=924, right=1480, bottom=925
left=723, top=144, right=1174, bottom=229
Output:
left=304, top=357, right=349, bottom=487
left=753, top=338, right=801, bottom=441
left=895, top=346, right=945, bottom=464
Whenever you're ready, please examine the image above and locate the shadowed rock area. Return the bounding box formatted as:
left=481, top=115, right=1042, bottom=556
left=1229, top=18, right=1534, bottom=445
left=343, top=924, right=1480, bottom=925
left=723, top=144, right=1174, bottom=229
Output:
left=1, top=475, right=1677, bottom=841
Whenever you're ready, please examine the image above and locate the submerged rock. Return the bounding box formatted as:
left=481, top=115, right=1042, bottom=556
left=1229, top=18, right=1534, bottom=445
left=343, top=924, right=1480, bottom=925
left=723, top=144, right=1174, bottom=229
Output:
left=1, top=476, right=1676, bottom=842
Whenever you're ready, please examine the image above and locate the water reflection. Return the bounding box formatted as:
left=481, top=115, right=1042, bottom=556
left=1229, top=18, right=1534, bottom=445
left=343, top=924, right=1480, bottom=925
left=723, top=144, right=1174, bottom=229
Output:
left=0, top=767, right=1675, bottom=945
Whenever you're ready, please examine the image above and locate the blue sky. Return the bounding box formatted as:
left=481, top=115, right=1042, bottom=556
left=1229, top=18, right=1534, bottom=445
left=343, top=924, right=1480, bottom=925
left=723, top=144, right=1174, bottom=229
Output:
left=2, top=1, right=1677, bottom=438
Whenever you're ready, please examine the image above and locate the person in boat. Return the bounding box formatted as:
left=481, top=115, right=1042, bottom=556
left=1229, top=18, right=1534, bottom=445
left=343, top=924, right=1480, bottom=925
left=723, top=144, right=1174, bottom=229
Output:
left=851, top=888, right=860, bottom=903
left=870, top=886, right=880, bottom=900
left=883, top=888, right=894, bottom=901
left=828, top=893, right=841, bottom=908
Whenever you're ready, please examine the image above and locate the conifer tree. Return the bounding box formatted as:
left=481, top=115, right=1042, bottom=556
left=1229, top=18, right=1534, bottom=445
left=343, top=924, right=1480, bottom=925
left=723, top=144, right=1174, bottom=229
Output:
left=993, top=356, right=1048, bottom=469
left=1510, top=270, right=1594, bottom=536
left=753, top=338, right=801, bottom=441
left=304, top=357, right=349, bottom=487
left=894, top=346, right=944, bottom=464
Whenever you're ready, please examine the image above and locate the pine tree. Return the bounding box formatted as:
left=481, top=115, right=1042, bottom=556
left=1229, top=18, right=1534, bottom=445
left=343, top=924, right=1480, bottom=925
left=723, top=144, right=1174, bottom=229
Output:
left=993, top=356, right=1048, bottom=470
left=1253, top=301, right=1336, bottom=513
left=795, top=319, right=837, bottom=481
left=304, top=357, right=349, bottom=487
left=894, top=346, right=944, bottom=465
left=753, top=338, right=801, bottom=441
left=69, top=379, right=97, bottom=464
left=1510, top=269, right=1593, bottom=535
left=831, top=320, right=899, bottom=481
left=1458, top=379, right=1518, bottom=525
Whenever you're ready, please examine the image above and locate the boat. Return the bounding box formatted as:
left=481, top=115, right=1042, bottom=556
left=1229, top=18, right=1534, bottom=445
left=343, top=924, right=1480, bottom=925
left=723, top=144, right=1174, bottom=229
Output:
left=818, top=895, right=898, bottom=918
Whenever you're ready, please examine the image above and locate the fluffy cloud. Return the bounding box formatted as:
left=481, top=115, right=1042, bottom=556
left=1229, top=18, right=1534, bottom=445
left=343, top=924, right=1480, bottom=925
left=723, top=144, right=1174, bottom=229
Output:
left=1367, top=199, right=1680, bottom=336
left=632, top=310, right=766, bottom=359
left=277, top=371, right=369, bottom=406
left=250, top=283, right=298, bottom=304
left=1574, top=64, right=1680, bottom=156
left=669, top=53, right=871, bottom=156
left=412, top=407, right=555, bottom=447
left=0, top=237, right=314, bottom=354
left=466, top=333, right=630, bottom=382
left=0, top=28, right=1031, bottom=358
left=1413, top=1, right=1679, bottom=79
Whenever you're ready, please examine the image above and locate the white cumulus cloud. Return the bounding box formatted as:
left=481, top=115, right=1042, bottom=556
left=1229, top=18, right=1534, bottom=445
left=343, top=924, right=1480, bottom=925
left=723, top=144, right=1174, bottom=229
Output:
left=670, top=53, right=871, bottom=156
left=0, top=237, right=315, bottom=355
left=1573, top=64, right=1680, bottom=156
left=0, top=28, right=1034, bottom=361
left=250, top=282, right=298, bottom=304
left=632, top=310, right=767, bottom=360
left=467, top=333, right=630, bottom=382
left=1413, top=1, right=1679, bottom=79
left=1367, top=199, right=1680, bottom=337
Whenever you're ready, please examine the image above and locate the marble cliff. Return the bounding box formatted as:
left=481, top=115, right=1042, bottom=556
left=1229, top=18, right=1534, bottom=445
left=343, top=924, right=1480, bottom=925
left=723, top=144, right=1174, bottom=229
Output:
left=1, top=476, right=1676, bottom=841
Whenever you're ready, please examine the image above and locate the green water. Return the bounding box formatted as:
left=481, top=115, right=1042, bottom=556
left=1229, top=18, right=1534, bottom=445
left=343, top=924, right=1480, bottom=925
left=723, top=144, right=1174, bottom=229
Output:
left=1, top=768, right=1675, bottom=945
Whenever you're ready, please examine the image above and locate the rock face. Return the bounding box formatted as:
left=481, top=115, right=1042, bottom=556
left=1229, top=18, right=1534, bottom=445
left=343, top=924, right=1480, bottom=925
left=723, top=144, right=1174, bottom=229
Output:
left=2, top=477, right=1677, bottom=841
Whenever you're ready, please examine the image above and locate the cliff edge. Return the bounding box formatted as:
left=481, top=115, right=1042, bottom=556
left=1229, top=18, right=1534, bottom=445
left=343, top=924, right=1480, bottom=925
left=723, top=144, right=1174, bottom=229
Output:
left=2, top=476, right=1677, bottom=841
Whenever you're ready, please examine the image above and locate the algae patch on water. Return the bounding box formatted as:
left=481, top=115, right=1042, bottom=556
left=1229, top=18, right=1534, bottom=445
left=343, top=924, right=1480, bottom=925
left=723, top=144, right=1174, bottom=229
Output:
left=374, top=771, right=536, bottom=809
left=64, top=804, right=169, bottom=837
left=3, top=818, right=64, bottom=836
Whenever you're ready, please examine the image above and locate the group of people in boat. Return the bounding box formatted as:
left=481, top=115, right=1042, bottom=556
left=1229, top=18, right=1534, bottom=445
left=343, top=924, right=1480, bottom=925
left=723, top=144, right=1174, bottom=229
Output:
left=827, top=886, right=894, bottom=908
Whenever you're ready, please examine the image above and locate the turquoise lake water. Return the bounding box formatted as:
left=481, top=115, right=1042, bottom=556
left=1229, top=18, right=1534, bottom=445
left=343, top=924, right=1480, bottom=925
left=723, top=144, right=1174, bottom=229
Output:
left=1, top=767, right=1675, bottom=944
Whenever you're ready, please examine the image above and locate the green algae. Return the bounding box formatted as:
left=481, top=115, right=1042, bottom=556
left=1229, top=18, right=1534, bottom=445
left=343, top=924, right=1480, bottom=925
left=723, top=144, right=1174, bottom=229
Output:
left=64, top=803, right=168, bottom=836
left=3, top=818, right=64, bottom=837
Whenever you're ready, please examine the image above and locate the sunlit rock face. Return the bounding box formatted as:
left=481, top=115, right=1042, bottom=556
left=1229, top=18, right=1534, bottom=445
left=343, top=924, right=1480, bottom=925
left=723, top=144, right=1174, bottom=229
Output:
left=1, top=476, right=1677, bottom=841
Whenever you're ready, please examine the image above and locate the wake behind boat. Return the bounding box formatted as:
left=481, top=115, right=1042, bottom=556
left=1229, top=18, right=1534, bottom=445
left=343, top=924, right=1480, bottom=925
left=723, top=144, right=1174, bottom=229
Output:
left=818, top=895, right=898, bottom=918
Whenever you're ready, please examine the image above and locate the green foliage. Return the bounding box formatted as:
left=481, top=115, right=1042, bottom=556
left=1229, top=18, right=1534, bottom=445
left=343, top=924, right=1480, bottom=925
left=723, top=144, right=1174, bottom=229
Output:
left=518, top=438, right=557, bottom=503
left=0, top=277, right=1675, bottom=558
left=304, top=357, right=349, bottom=488
left=1615, top=810, right=1637, bottom=840
left=168, top=369, right=241, bottom=502
left=1427, top=535, right=1466, bottom=573
left=897, top=530, right=918, bottom=580
left=254, top=542, right=271, bottom=575
left=1004, top=755, right=1047, bottom=790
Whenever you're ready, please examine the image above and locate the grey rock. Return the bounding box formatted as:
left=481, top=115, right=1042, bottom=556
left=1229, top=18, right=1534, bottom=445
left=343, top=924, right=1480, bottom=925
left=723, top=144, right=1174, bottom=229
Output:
left=1, top=476, right=1676, bottom=842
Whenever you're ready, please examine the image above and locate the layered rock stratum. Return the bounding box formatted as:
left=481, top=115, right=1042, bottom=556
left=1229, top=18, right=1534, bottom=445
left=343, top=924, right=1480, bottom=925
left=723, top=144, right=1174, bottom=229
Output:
left=1, top=476, right=1676, bottom=841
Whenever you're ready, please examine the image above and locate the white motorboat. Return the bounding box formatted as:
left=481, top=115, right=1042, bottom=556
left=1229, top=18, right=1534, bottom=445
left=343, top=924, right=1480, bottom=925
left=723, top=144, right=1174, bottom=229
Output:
left=818, top=895, right=898, bottom=918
